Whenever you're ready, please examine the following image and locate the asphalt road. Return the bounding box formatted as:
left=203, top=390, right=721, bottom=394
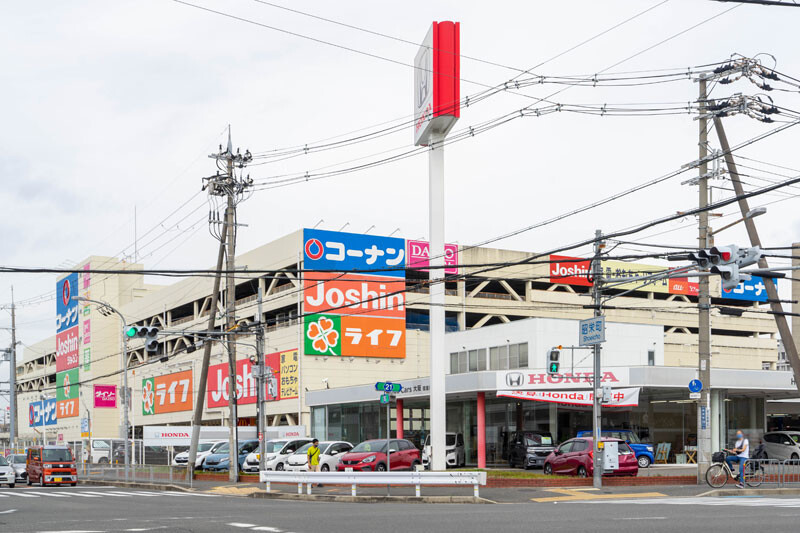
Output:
left=2, top=485, right=800, bottom=532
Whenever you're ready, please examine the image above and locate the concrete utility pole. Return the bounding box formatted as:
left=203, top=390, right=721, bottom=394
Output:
left=697, top=76, right=713, bottom=483
left=224, top=146, right=239, bottom=483
left=591, top=230, right=604, bottom=490
left=9, top=287, right=16, bottom=452
left=713, top=117, right=800, bottom=392
left=256, top=288, right=266, bottom=472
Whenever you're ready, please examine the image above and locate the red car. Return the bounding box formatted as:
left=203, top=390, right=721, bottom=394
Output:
left=543, top=437, right=638, bottom=477
left=336, top=439, right=421, bottom=472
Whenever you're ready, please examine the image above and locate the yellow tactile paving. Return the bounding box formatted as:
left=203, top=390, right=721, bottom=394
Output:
left=209, top=485, right=266, bottom=496
left=532, top=488, right=666, bottom=502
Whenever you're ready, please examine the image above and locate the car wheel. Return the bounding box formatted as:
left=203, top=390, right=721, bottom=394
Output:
left=8, top=484, right=14, bottom=489
left=71, top=483, right=77, bottom=487
left=99, top=458, right=109, bottom=465
left=544, top=463, right=553, bottom=475
left=376, top=463, right=387, bottom=472
left=276, top=463, right=284, bottom=471
left=577, top=466, right=588, bottom=478
left=792, top=453, right=799, bottom=461
left=637, top=455, right=651, bottom=469
left=321, top=464, right=330, bottom=472
left=411, top=460, right=421, bottom=471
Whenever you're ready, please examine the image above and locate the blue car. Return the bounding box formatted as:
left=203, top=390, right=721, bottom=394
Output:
left=202, top=439, right=259, bottom=472
left=575, top=430, right=654, bottom=468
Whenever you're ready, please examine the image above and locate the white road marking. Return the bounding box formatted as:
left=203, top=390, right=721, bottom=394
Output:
left=5, top=492, right=40, bottom=497
left=78, top=491, right=129, bottom=497
left=251, top=528, right=282, bottom=532
left=228, top=524, right=258, bottom=528
left=27, top=491, right=70, bottom=498
left=52, top=492, right=102, bottom=497
left=589, top=497, right=800, bottom=508
left=0, top=509, right=16, bottom=514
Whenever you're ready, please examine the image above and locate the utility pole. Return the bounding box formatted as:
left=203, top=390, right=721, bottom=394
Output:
left=9, top=286, right=16, bottom=452
left=186, top=127, right=252, bottom=482
left=697, top=76, right=713, bottom=482
left=713, top=117, right=800, bottom=391
left=591, top=229, right=604, bottom=489
left=256, top=288, right=266, bottom=472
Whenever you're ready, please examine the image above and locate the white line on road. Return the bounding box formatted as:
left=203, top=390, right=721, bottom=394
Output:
left=589, top=497, right=800, bottom=508
left=251, top=528, right=282, bottom=532
left=4, top=492, right=40, bottom=497
left=52, top=492, right=102, bottom=497
left=27, top=491, right=70, bottom=498
left=0, top=509, right=16, bottom=514
left=228, top=524, right=258, bottom=529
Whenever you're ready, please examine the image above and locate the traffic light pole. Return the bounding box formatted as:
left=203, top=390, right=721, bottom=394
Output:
left=713, top=117, right=800, bottom=392
left=697, top=76, right=712, bottom=482
left=591, top=229, right=603, bottom=490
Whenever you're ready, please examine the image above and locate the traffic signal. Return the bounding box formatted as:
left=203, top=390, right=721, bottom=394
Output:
left=547, top=346, right=561, bottom=375
left=125, top=326, right=160, bottom=356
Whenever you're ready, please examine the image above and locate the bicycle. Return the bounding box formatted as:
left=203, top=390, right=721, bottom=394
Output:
left=705, top=451, right=764, bottom=488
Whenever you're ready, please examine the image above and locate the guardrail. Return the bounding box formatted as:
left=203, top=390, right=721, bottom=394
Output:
left=79, top=463, right=193, bottom=487
left=258, top=470, right=487, bottom=497
left=720, top=458, right=800, bottom=487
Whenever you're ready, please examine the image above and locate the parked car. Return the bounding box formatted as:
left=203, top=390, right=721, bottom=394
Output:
left=285, top=441, right=353, bottom=472
left=544, top=437, right=638, bottom=477
left=172, top=441, right=226, bottom=468
left=202, top=440, right=259, bottom=472
left=26, top=445, right=78, bottom=486
left=422, top=433, right=466, bottom=468
left=336, top=439, right=421, bottom=472
left=762, top=431, right=800, bottom=460
left=261, top=438, right=313, bottom=472
left=507, top=430, right=556, bottom=469
left=242, top=439, right=285, bottom=473
left=0, top=455, right=15, bottom=488
left=576, top=430, right=654, bottom=468
left=6, top=454, right=28, bottom=483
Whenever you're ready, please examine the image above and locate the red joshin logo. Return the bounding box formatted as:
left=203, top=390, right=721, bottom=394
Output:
left=62, top=279, right=71, bottom=306
left=305, top=238, right=324, bottom=260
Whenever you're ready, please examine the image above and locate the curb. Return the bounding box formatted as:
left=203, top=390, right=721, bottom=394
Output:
left=699, top=487, right=800, bottom=497
left=249, top=492, right=495, bottom=504
left=80, top=479, right=194, bottom=493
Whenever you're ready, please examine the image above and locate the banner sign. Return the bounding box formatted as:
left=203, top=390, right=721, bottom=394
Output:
left=303, top=229, right=407, bottom=359
left=721, top=275, right=769, bottom=302
left=28, top=398, right=57, bottom=427
left=264, top=349, right=299, bottom=401
left=56, top=368, right=79, bottom=419
left=55, top=326, right=80, bottom=372
left=142, top=369, right=193, bottom=416
left=497, top=387, right=641, bottom=407
left=413, top=21, right=460, bottom=146
left=496, top=369, right=628, bottom=391
left=93, top=384, right=118, bottom=408
left=56, top=273, right=79, bottom=333
left=549, top=255, right=698, bottom=296
left=207, top=358, right=261, bottom=408
left=406, top=240, right=459, bottom=275
left=144, top=426, right=192, bottom=447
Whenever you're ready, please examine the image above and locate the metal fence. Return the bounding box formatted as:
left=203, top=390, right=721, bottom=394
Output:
left=731, top=458, right=800, bottom=487
left=79, top=463, right=193, bottom=488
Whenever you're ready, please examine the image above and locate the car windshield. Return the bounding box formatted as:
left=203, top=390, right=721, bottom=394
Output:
left=43, top=449, right=73, bottom=462
left=215, top=443, right=229, bottom=454
left=295, top=443, right=313, bottom=454
left=266, top=441, right=288, bottom=453
left=351, top=441, right=386, bottom=453
left=11, top=455, right=26, bottom=463
left=524, top=433, right=554, bottom=446
left=621, top=432, right=641, bottom=444
left=0, top=456, right=7, bottom=466
left=446, top=435, right=456, bottom=446
left=198, top=443, right=213, bottom=453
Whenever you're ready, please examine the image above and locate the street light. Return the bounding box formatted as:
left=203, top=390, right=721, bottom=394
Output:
left=73, top=296, right=130, bottom=482
left=709, top=207, right=767, bottom=242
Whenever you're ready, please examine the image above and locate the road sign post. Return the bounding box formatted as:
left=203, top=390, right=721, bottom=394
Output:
left=376, top=381, right=402, bottom=494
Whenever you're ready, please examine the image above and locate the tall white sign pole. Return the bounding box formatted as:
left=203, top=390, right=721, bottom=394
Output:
left=429, top=133, right=446, bottom=471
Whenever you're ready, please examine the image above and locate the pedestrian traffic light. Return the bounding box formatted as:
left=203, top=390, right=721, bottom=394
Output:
left=126, top=326, right=160, bottom=356
left=547, top=347, right=561, bottom=375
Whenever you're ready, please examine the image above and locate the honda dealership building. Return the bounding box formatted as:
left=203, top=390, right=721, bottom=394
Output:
left=14, top=228, right=797, bottom=467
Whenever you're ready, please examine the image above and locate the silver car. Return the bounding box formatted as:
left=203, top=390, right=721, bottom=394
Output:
left=762, top=431, right=800, bottom=461
left=6, top=454, right=27, bottom=483
left=0, top=455, right=15, bottom=488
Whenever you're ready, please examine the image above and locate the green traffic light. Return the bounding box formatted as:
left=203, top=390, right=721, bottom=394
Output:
left=549, top=362, right=559, bottom=373
left=125, top=326, right=138, bottom=338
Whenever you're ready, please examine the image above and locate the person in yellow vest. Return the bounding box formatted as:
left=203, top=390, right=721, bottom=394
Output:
left=308, top=439, right=322, bottom=487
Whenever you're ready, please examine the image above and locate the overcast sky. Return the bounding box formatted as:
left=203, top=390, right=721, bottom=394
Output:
left=3, top=0, right=800, bottom=407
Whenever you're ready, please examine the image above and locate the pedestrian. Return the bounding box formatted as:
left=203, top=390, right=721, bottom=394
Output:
left=308, top=439, right=322, bottom=487
left=725, top=430, right=750, bottom=489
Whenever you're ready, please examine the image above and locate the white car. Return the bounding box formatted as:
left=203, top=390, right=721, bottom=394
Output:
left=243, top=438, right=312, bottom=473
left=172, top=441, right=226, bottom=468
left=285, top=441, right=353, bottom=472
left=0, top=455, right=15, bottom=488
left=422, top=433, right=466, bottom=468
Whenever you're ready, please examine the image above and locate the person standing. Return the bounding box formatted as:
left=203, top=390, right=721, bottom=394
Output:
left=725, top=430, right=750, bottom=489
left=308, top=439, right=322, bottom=487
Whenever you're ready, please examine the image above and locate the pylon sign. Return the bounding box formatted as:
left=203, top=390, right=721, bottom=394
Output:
left=413, top=21, right=460, bottom=146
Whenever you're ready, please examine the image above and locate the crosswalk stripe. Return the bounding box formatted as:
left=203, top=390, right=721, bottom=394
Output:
left=5, top=492, right=40, bottom=497
left=80, top=491, right=128, bottom=497
left=52, top=491, right=102, bottom=497
left=588, top=497, right=800, bottom=508
left=26, top=491, right=70, bottom=497
left=0, top=494, right=8, bottom=497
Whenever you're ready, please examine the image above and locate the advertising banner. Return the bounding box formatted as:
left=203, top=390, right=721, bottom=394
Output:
left=56, top=273, right=79, bottom=333
left=82, top=319, right=91, bottom=345
left=143, top=426, right=192, bottom=447
left=28, top=398, right=57, bottom=427
left=498, top=388, right=640, bottom=407
left=142, top=369, right=193, bottom=416
left=56, top=368, right=79, bottom=419
left=721, top=275, right=769, bottom=302
left=264, top=349, right=299, bottom=401
left=207, top=358, right=260, bottom=409
left=83, top=347, right=91, bottom=371
left=303, top=229, right=407, bottom=359
left=496, top=368, right=628, bottom=391
left=413, top=21, right=460, bottom=146
left=55, top=326, right=80, bottom=372
left=406, top=240, right=459, bottom=275
left=93, top=384, right=117, bottom=408
left=549, top=255, right=592, bottom=286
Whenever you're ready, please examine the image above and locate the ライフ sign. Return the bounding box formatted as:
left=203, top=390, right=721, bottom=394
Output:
left=142, top=370, right=193, bottom=416
left=56, top=368, right=79, bottom=419
left=304, top=314, right=405, bottom=358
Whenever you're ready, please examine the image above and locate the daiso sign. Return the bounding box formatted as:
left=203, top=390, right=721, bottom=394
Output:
left=207, top=358, right=262, bottom=408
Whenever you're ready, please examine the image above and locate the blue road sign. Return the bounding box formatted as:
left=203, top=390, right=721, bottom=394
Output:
left=375, top=382, right=402, bottom=393
left=379, top=393, right=391, bottom=404
left=688, top=379, right=703, bottom=393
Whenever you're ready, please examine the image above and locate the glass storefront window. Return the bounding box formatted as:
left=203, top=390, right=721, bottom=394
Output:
left=469, top=350, right=478, bottom=372
left=490, top=347, right=499, bottom=369
left=519, top=343, right=528, bottom=367
left=477, top=348, right=487, bottom=371
left=509, top=344, right=519, bottom=368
